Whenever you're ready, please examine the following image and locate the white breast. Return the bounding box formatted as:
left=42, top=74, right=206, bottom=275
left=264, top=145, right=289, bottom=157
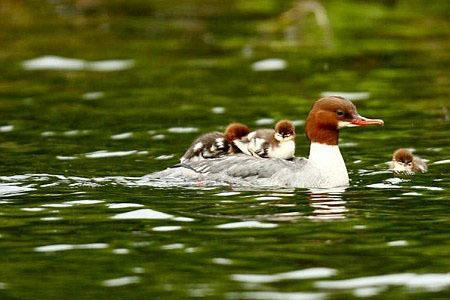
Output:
left=308, top=142, right=349, bottom=187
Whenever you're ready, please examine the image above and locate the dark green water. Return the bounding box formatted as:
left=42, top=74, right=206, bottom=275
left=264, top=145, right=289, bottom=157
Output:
left=0, top=1, right=449, bottom=299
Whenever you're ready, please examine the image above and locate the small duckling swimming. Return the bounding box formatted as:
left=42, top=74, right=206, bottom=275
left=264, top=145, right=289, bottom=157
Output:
left=180, top=123, right=250, bottom=163
left=389, top=148, right=428, bottom=174
left=234, top=120, right=296, bottom=159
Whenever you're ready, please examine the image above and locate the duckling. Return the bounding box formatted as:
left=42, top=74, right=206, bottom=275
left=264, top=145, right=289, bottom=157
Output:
left=234, top=120, right=296, bottom=159
left=389, top=148, right=428, bottom=174
left=180, top=123, right=250, bottom=163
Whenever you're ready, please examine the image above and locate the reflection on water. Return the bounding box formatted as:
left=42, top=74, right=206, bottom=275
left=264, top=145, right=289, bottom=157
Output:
left=307, top=187, right=348, bottom=220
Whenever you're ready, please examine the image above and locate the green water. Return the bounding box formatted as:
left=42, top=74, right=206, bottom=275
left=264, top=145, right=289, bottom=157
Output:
left=0, top=0, right=449, bottom=299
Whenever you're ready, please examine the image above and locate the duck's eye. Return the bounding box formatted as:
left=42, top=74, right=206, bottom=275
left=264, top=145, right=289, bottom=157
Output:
left=336, top=110, right=345, bottom=117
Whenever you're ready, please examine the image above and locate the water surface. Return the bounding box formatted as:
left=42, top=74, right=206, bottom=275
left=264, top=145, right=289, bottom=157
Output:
left=0, top=1, right=449, bottom=299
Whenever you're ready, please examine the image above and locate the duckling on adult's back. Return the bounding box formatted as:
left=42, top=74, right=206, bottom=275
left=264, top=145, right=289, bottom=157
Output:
left=180, top=123, right=250, bottom=163
left=153, top=97, right=384, bottom=188
left=234, top=120, right=296, bottom=160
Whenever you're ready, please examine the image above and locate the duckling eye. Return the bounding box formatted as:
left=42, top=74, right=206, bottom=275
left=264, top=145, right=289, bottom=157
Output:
left=336, top=110, right=345, bottom=117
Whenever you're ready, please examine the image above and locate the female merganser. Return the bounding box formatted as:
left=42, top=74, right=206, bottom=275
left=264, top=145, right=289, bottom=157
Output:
left=389, top=148, right=428, bottom=174
left=234, top=120, right=296, bottom=159
left=153, top=96, right=384, bottom=188
left=180, top=123, right=250, bottom=163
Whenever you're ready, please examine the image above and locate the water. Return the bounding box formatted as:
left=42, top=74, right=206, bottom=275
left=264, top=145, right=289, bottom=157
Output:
left=0, top=0, right=449, bottom=299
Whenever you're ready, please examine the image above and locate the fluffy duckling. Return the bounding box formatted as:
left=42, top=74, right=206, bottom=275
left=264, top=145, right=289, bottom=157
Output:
left=389, top=148, right=428, bottom=174
left=234, top=120, right=296, bottom=159
left=180, top=123, right=250, bottom=163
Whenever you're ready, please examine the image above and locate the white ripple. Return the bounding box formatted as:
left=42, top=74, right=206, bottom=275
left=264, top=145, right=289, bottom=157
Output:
left=56, top=155, right=78, bottom=160
left=255, top=118, right=275, bottom=125
left=387, top=240, right=409, bottom=247
left=212, top=258, right=233, bottom=265
left=0, top=183, right=35, bottom=197
left=152, top=226, right=182, bottom=232
left=21, top=207, right=46, bottom=212
left=353, top=287, right=385, bottom=297
left=152, top=134, right=166, bottom=140
left=432, top=159, right=450, bottom=165
left=366, top=183, right=401, bottom=189
left=211, top=107, right=226, bottom=114
left=412, top=186, right=443, bottom=191
left=231, top=268, right=337, bottom=283
left=315, top=272, right=450, bottom=291
left=22, top=56, right=85, bottom=70
left=111, top=208, right=173, bottom=220
left=82, top=91, right=104, bottom=100
left=35, top=243, right=108, bottom=252
left=0, top=125, right=14, bottom=132
left=167, top=127, right=198, bottom=133
left=85, top=150, right=137, bottom=158
left=161, top=243, right=184, bottom=250
left=107, top=203, right=144, bottom=209
left=102, top=276, right=140, bottom=287
left=64, top=200, right=104, bottom=205
left=216, top=221, right=278, bottom=229
left=112, top=248, right=130, bottom=255
left=42, top=203, right=73, bottom=208
left=173, top=216, right=195, bottom=222
left=251, top=58, right=287, bottom=71
left=155, top=154, right=174, bottom=160
left=231, top=291, right=326, bottom=300
left=402, top=192, right=422, bottom=196
left=111, top=132, right=133, bottom=140
left=255, top=196, right=282, bottom=201
left=22, top=56, right=134, bottom=72
left=88, top=60, right=134, bottom=72
left=215, top=192, right=240, bottom=196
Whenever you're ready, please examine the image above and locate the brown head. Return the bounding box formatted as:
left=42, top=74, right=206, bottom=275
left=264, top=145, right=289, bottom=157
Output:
left=224, top=122, right=250, bottom=142
left=274, top=120, right=296, bottom=141
left=392, top=148, right=414, bottom=164
left=305, top=96, right=384, bottom=145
